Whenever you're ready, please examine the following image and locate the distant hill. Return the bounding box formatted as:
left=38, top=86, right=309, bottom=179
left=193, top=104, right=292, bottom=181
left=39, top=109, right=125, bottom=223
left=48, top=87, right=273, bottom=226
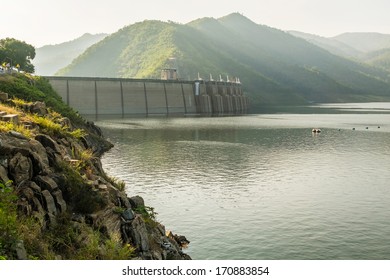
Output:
left=56, top=14, right=390, bottom=111
left=290, top=31, right=390, bottom=72
left=288, top=31, right=362, bottom=58
left=332, top=32, right=390, bottom=53
left=362, top=48, right=390, bottom=71
left=33, top=33, right=107, bottom=75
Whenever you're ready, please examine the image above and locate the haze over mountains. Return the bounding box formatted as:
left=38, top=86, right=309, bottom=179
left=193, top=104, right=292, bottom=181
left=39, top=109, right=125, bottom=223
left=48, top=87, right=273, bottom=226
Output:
left=289, top=31, right=390, bottom=72
left=36, top=13, right=390, bottom=110
left=33, top=33, right=107, bottom=76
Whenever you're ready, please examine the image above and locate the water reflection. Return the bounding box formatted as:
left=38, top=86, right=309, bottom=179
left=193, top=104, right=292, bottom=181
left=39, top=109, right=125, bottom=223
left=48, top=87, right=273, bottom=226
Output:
left=98, top=113, right=390, bottom=259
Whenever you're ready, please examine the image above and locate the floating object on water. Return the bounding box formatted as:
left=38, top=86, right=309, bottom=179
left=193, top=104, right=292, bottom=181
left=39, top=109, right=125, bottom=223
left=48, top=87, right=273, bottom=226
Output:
left=312, top=128, right=321, bottom=133
left=378, top=126, right=381, bottom=128
left=366, top=127, right=369, bottom=129
left=352, top=128, right=355, bottom=130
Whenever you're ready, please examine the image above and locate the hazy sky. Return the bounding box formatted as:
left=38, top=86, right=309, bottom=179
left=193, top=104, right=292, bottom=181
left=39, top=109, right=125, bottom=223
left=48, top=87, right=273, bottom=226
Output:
left=2, top=0, right=390, bottom=47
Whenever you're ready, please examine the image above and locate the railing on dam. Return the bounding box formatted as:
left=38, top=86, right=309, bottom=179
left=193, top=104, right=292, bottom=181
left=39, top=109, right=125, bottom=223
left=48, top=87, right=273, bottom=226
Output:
left=45, top=76, right=249, bottom=116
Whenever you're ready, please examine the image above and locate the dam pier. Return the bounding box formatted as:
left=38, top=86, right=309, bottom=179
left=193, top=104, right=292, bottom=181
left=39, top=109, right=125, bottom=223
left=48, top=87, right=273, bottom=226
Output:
left=45, top=76, right=249, bottom=117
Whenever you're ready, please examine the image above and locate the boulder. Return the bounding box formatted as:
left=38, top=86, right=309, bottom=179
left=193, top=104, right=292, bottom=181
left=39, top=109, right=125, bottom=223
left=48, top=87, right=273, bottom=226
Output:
left=1, top=114, right=19, bottom=124
left=0, top=91, right=8, bottom=101
left=35, top=175, right=59, bottom=192
left=35, top=134, right=62, bottom=154
left=0, top=164, right=10, bottom=183
left=41, top=189, right=57, bottom=217
left=59, top=117, right=72, bottom=129
left=8, top=131, right=28, bottom=140
left=52, top=189, right=67, bottom=213
left=15, top=240, right=27, bottom=260
left=28, top=139, right=51, bottom=175
left=121, top=208, right=135, bottom=222
left=30, top=101, right=47, bottom=116
left=129, top=195, right=145, bottom=209
left=127, top=215, right=150, bottom=252
left=9, top=152, right=33, bottom=185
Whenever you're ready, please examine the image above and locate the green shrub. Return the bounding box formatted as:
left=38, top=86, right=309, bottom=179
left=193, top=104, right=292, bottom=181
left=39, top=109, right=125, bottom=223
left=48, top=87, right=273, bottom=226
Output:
left=59, top=163, right=107, bottom=214
left=0, top=181, right=18, bottom=259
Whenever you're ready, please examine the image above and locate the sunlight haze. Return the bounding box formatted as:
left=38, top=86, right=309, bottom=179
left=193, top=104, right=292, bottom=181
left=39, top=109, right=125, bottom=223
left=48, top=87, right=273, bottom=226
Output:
left=2, top=0, right=390, bottom=47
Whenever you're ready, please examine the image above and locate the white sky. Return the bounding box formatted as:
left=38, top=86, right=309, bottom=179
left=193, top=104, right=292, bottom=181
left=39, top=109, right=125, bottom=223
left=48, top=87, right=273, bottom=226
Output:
left=1, top=0, right=390, bottom=47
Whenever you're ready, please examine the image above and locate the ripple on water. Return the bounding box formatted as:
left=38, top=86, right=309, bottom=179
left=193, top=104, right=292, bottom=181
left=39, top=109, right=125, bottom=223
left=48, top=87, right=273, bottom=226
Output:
left=99, top=114, right=390, bottom=259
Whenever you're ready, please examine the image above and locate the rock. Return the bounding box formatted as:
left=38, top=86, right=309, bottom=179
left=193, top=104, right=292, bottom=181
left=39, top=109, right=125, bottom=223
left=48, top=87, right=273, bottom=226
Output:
left=71, top=213, right=85, bottom=223
left=128, top=215, right=150, bottom=252
left=35, top=134, right=61, bottom=154
left=30, top=101, right=47, bottom=116
left=0, top=91, right=8, bottom=102
left=156, top=224, right=166, bottom=236
left=129, top=195, right=145, bottom=209
left=20, top=186, right=35, bottom=201
left=9, top=152, right=33, bottom=185
left=59, top=117, right=72, bottom=129
left=35, top=175, right=59, bottom=192
left=94, top=208, right=122, bottom=238
left=41, top=189, right=57, bottom=217
left=17, top=198, right=32, bottom=216
left=0, top=164, right=10, bottom=183
left=8, top=130, right=27, bottom=140
left=2, top=114, right=19, bottom=124
left=28, top=139, right=51, bottom=175
left=29, top=181, right=42, bottom=193
left=15, top=240, right=27, bottom=260
left=173, top=234, right=190, bottom=248
left=121, top=208, right=135, bottom=222
left=52, top=190, right=67, bottom=213
left=117, top=191, right=131, bottom=209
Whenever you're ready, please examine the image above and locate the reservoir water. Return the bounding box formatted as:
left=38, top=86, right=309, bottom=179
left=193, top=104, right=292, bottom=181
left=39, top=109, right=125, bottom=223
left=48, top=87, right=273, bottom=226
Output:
left=96, top=103, right=390, bottom=259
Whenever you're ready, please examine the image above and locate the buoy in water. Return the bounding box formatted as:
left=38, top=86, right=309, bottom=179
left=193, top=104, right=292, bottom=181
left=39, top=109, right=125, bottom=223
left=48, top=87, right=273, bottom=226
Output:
left=312, top=128, right=321, bottom=133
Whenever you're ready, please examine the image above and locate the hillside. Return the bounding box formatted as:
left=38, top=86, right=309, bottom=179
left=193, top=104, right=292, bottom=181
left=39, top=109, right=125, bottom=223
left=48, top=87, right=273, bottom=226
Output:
left=290, top=31, right=390, bottom=73
left=33, top=33, right=107, bottom=75
left=0, top=74, right=190, bottom=260
left=363, top=48, right=390, bottom=71
left=288, top=31, right=362, bottom=58
left=56, top=13, right=390, bottom=110
left=332, top=32, right=390, bottom=53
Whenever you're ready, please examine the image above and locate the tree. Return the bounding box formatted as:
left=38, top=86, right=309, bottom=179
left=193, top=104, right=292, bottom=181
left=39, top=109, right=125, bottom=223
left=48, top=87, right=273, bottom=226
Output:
left=0, top=38, right=36, bottom=73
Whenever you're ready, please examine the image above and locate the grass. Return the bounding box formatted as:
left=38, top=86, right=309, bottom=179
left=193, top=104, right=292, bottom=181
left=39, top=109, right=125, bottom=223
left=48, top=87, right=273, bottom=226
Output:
left=105, top=176, right=126, bottom=191
left=18, top=213, right=135, bottom=260
left=0, top=73, right=84, bottom=124
left=0, top=121, right=34, bottom=138
left=0, top=99, right=86, bottom=140
left=0, top=181, right=18, bottom=260
left=134, top=206, right=159, bottom=229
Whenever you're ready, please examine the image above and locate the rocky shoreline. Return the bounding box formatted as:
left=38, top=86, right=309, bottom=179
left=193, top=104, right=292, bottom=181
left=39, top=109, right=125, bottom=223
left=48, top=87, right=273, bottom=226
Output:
left=0, top=96, right=190, bottom=260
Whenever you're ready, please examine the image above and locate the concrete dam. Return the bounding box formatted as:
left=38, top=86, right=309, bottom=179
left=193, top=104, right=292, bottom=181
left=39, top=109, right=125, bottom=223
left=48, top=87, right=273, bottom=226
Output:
left=45, top=76, right=249, bottom=117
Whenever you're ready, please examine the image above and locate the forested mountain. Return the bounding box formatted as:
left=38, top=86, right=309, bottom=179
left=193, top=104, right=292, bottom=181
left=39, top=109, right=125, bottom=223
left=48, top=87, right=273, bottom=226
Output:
left=290, top=31, right=390, bottom=72
left=33, top=33, right=107, bottom=75
left=56, top=13, right=390, bottom=110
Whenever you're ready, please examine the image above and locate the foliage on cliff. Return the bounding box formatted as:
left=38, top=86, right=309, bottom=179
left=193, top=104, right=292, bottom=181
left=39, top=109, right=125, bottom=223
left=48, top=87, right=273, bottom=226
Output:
left=0, top=74, right=81, bottom=124
left=56, top=13, right=390, bottom=110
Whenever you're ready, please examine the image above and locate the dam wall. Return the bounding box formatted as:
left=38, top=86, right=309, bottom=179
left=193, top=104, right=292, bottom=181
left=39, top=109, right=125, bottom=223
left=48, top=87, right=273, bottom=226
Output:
left=45, top=76, right=249, bottom=117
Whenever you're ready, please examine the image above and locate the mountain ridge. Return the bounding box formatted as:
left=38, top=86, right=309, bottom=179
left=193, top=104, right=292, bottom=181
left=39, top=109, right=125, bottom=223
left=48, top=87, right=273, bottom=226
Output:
left=54, top=13, right=390, bottom=111
left=33, top=33, right=107, bottom=75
